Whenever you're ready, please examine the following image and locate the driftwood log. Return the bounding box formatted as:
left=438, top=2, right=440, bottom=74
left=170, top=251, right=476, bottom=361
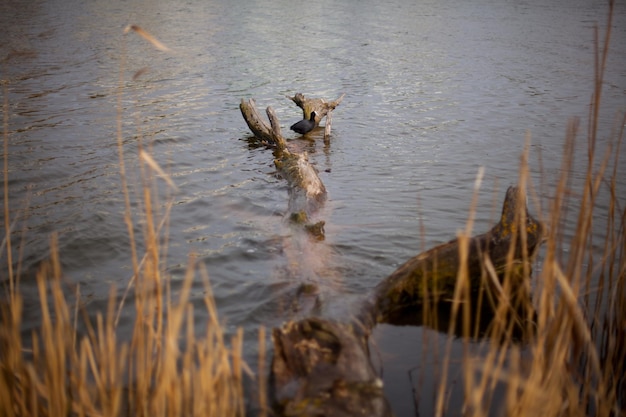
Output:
left=240, top=98, right=326, bottom=237
left=240, top=95, right=544, bottom=416
left=270, top=186, right=544, bottom=416
left=359, top=185, right=544, bottom=327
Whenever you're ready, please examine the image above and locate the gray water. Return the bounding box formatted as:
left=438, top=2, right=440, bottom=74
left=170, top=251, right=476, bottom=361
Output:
left=2, top=0, right=625, bottom=415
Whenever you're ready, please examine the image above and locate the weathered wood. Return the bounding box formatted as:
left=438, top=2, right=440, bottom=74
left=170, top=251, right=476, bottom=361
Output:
left=270, top=186, right=543, bottom=416
left=286, top=92, right=345, bottom=139
left=242, top=96, right=545, bottom=416
left=240, top=97, right=326, bottom=236
left=266, top=106, right=285, bottom=148
left=240, top=98, right=287, bottom=149
left=324, top=109, right=333, bottom=142
left=359, top=185, right=544, bottom=328
left=271, top=318, right=392, bottom=417
left=275, top=151, right=326, bottom=222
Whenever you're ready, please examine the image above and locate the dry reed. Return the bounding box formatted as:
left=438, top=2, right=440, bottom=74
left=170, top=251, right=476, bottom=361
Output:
left=2, top=5, right=624, bottom=417
left=1, top=26, right=246, bottom=417
left=434, top=2, right=626, bottom=415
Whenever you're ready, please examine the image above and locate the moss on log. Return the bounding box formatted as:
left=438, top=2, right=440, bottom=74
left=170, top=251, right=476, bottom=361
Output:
left=360, top=185, right=544, bottom=327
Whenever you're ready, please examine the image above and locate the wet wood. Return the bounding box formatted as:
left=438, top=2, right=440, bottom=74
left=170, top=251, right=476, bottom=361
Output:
left=286, top=92, right=345, bottom=139
left=358, top=185, right=544, bottom=328
left=275, top=151, right=326, bottom=228
left=271, top=318, right=392, bottom=417
left=240, top=98, right=326, bottom=235
left=270, top=186, right=544, bottom=416
left=240, top=98, right=287, bottom=149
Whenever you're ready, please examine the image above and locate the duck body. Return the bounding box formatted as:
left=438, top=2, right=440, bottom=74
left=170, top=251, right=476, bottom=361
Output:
left=290, top=112, right=317, bottom=135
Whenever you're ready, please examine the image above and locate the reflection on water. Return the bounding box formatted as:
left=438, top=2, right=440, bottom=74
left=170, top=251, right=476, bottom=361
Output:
left=381, top=299, right=535, bottom=343
left=1, top=0, right=625, bottom=414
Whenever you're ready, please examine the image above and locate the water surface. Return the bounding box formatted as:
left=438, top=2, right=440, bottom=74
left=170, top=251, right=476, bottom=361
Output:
left=2, top=0, right=625, bottom=415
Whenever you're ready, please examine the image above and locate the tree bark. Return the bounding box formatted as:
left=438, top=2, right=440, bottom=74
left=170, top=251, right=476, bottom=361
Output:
left=358, top=185, right=544, bottom=328
left=240, top=98, right=326, bottom=236
left=240, top=98, right=287, bottom=149
left=271, top=318, right=392, bottom=417
left=270, top=186, right=544, bottom=417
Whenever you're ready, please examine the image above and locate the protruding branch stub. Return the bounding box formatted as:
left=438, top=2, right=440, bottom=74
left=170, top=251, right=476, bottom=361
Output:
left=239, top=98, right=287, bottom=151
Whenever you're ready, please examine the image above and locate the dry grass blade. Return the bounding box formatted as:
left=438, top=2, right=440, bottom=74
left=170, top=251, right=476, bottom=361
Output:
left=3, top=81, right=13, bottom=293
left=139, top=149, right=179, bottom=192
left=435, top=167, right=484, bottom=417
left=258, top=326, right=267, bottom=417
left=124, top=25, right=172, bottom=52
left=133, top=67, right=150, bottom=81
left=1, top=21, right=245, bottom=417
left=553, top=263, right=603, bottom=378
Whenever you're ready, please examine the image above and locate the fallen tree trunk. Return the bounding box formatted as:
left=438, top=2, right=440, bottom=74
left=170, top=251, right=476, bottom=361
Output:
left=271, top=186, right=544, bottom=416
left=241, top=96, right=545, bottom=416
left=359, top=185, right=544, bottom=327
left=240, top=98, right=326, bottom=237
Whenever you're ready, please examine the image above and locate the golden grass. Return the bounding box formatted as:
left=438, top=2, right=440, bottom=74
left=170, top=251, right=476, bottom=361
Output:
left=1, top=26, right=247, bottom=417
left=1, top=6, right=624, bottom=417
left=443, top=116, right=625, bottom=417
left=0, top=243, right=247, bottom=417
left=433, top=2, right=626, bottom=415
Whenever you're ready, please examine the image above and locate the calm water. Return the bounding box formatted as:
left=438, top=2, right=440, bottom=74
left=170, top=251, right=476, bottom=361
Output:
left=2, top=0, right=625, bottom=414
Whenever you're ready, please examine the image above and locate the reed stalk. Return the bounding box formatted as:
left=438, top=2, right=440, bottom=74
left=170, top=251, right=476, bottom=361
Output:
left=1, top=5, right=624, bottom=417
left=0, top=25, right=246, bottom=417
left=438, top=2, right=625, bottom=415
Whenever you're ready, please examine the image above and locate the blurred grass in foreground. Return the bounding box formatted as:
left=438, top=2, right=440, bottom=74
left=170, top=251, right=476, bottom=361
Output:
left=1, top=4, right=625, bottom=417
left=429, top=2, right=625, bottom=415
left=1, top=25, right=248, bottom=417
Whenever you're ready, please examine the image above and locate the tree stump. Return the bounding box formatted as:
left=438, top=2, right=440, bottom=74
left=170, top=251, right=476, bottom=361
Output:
left=271, top=318, right=392, bottom=417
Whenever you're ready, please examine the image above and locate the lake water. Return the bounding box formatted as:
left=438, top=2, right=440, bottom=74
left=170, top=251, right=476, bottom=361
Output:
left=2, top=0, right=625, bottom=415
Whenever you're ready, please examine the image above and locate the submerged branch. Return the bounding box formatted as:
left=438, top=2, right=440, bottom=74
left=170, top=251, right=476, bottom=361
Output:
left=240, top=97, right=327, bottom=236
left=271, top=186, right=545, bottom=416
